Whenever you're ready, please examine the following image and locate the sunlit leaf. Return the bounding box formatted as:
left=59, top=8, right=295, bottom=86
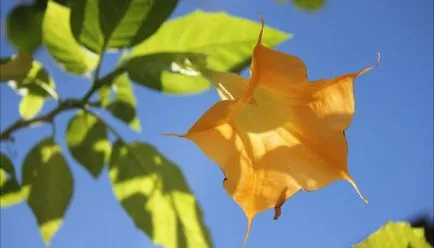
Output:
left=106, top=73, right=141, bottom=131
left=354, top=221, right=432, bottom=248
left=167, top=20, right=377, bottom=245
left=109, top=141, right=212, bottom=248
left=19, top=94, right=44, bottom=120
left=0, top=153, right=26, bottom=207
left=128, top=11, right=289, bottom=94
left=7, top=61, right=56, bottom=119
left=98, top=86, right=112, bottom=107
left=43, top=1, right=98, bottom=74
left=66, top=111, right=111, bottom=178
left=131, top=10, right=290, bottom=71
left=125, top=52, right=210, bottom=94
left=70, top=0, right=178, bottom=53
left=22, top=139, right=73, bottom=245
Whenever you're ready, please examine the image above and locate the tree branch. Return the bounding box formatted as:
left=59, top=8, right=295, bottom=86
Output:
left=0, top=66, right=125, bottom=142
left=81, top=66, right=125, bottom=102
left=0, top=99, right=100, bottom=141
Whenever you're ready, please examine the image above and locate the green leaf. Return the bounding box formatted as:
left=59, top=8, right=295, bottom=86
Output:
left=66, top=111, right=111, bottom=178
left=128, top=11, right=289, bottom=93
left=6, top=4, right=44, bottom=53
left=22, top=139, right=73, bottom=245
left=0, top=57, right=11, bottom=64
left=70, top=0, right=178, bottom=53
left=70, top=0, right=103, bottom=53
left=126, top=52, right=210, bottom=94
left=0, top=153, right=26, bottom=207
left=106, top=73, right=141, bottom=131
left=19, top=94, right=44, bottom=119
left=354, top=221, right=432, bottom=248
left=0, top=53, right=33, bottom=82
left=130, top=11, right=289, bottom=71
left=291, top=0, right=326, bottom=12
left=0, top=153, right=15, bottom=187
left=43, top=1, right=98, bottom=75
left=52, top=0, right=69, bottom=7
left=109, top=141, right=212, bottom=248
left=98, top=86, right=112, bottom=107
left=7, top=61, right=57, bottom=119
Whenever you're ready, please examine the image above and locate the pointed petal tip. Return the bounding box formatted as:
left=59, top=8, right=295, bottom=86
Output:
left=242, top=216, right=254, bottom=248
left=341, top=172, right=369, bottom=205
left=162, top=132, right=186, bottom=138
left=356, top=52, right=381, bottom=77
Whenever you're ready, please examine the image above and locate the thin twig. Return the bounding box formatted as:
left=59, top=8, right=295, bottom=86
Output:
left=0, top=66, right=124, bottom=142
left=81, top=66, right=125, bottom=102
left=0, top=99, right=100, bottom=141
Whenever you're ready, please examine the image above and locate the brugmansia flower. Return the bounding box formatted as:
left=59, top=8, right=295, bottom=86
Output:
left=167, top=18, right=378, bottom=246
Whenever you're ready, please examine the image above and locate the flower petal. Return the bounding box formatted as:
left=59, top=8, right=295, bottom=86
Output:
left=169, top=18, right=378, bottom=246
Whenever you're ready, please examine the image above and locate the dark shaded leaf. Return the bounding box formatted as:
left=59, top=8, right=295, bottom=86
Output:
left=66, top=111, right=111, bottom=178
left=411, top=217, right=434, bottom=246
left=126, top=52, right=210, bottom=94
left=70, top=0, right=178, bottom=53
left=6, top=4, right=44, bottom=53
left=53, top=0, right=69, bottom=7
left=291, top=0, right=326, bottom=12
left=22, top=139, right=73, bottom=245
left=107, top=73, right=141, bottom=131
left=0, top=153, right=25, bottom=207
left=109, top=141, right=212, bottom=248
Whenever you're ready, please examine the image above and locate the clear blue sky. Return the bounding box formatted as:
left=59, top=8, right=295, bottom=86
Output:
left=1, top=0, right=433, bottom=247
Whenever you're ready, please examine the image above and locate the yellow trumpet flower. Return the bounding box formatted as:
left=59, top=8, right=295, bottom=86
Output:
left=167, top=18, right=378, bottom=246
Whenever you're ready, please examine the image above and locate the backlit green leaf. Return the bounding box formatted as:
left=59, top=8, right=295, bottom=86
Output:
left=22, top=139, right=73, bottom=245
left=70, top=0, right=178, bottom=53
left=125, top=52, right=210, bottom=94
left=128, top=10, right=289, bottom=93
left=0, top=153, right=26, bottom=207
left=109, top=141, right=212, bottom=248
left=43, top=1, right=98, bottom=75
left=8, top=61, right=56, bottom=119
left=66, top=111, right=111, bottom=178
left=354, top=221, right=432, bottom=248
left=19, top=94, right=44, bottom=119
left=130, top=10, right=290, bottom=71
left=98, top=86, right=112, bottom=107
left=107, top=73, right=141, bottom=131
